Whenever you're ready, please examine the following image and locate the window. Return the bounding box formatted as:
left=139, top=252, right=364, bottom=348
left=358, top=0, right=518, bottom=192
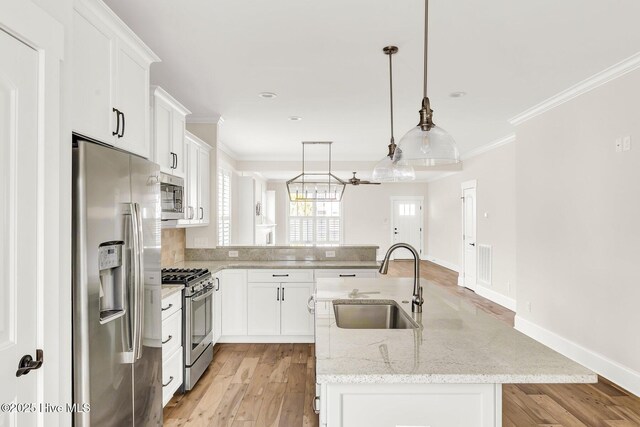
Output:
left=288, top=201, right=342, bottom=245
left=217, top=169, right=231, bottom=246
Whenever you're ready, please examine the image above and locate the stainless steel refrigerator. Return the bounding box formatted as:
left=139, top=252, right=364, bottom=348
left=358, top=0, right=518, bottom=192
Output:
left=72, top=138, right=163, bottom=426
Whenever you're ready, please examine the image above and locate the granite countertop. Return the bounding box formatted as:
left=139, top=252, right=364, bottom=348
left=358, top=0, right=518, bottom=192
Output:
left=161, top=284, right=184, bottom=299
left=315, top=277, right=597, bottom=385
left=169, top=260, right=380, bottom=273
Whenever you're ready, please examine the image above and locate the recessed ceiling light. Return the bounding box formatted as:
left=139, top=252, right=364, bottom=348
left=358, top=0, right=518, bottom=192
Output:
left=258, top=92, right=278, bottom=99
left=449, top=91, right=467, bottom=98
left=288, top=116, right=303, bottom=121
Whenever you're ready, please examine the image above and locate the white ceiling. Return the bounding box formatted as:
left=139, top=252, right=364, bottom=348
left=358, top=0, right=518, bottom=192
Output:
left=105, top=0, right=640, bottom=163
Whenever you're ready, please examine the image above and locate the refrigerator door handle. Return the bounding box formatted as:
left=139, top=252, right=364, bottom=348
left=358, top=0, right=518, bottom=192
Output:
left=128, top=203, right=141, bottom=362
left=133, top=203, right=145, bottom=360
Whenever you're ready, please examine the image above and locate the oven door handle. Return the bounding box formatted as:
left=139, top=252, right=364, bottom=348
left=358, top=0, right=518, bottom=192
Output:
left=191, top=289, right=214, bottom=302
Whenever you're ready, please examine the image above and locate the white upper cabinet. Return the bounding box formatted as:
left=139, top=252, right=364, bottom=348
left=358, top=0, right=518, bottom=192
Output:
left=72, top=0, right=159, bottom=158
left=180, top=131, right=211, bottom=227
left=151, top=87, right=190, bottom=177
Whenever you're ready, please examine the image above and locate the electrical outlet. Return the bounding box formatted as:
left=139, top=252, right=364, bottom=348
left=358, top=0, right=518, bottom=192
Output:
left=325, top=250, right=336, bottom=258
left=623, top=136, right=632, bottom=151
left=228, top=250, right=239, bottom=258
left=615, top=137, right=623, bottom=152
left=526, top=301, right=532, bottom=313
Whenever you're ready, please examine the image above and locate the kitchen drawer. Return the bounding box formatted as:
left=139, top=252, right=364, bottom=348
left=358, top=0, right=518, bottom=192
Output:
left=161, top=291, right=182, bottom=321
left=162, top=346, right=183, bottom=407
left=314, top=269, right=378, bottom=279
left=248, top=269, right=314, bottom=283
left=161, top=309, right=182, bottom=360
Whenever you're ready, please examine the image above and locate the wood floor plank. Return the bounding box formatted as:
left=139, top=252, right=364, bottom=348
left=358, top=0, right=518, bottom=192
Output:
left=285, top=363, right=306, bottom=393
left=503, top=384, right=558, bottom=424
left=208, top=383, right=249, bottom=427
left=232, top=357, right=260, bottom=384
left=259, top=344, right=279, bottom=365
left=291, top=344, right=308, bottom=364
left=528, top=394, right=588, bottom=427
left=231, top=421, right=255, bottom=427
left=254, top=382, right=286, bottom=427
left=184, top=374, right=234, bottom=427
left=539, top=383, right=625, bottom=426
left=268, top=356, right=291, bottom=383
left=278, top=392, right=305, bottom=427
left=235, top=363, right=275, bottom=422
left=302, top=359, right=319, bottom=427
left=219, top=351, right=250, bottom=377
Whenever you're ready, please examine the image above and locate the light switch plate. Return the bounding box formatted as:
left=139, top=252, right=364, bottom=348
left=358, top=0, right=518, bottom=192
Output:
left=615, top=137, right=623, bottom=152
left=325, top=250, right=336, bottom=258
left=228, top=250, right=239, bottom=258
left=623, top=136, right=632, bottom=151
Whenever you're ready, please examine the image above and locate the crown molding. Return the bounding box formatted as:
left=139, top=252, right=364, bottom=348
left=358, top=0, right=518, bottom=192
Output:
left=461, top=133, right=515, bottom=161
left=217, top=140, right=238, bottom=159
left=510, top=51, right=640, bottom=126
left=186, top=115, right=221, bottom=124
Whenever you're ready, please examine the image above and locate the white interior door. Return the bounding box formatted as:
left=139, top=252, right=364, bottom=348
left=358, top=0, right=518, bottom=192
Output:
left=391, top=198, right=423, bottom=259
left=0, top=29, right=41, bottom=425
left=462, top=185, right=477, bottom=290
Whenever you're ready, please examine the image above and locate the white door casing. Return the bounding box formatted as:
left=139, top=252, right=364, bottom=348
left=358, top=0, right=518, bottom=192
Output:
left=0, top=28, right=40, bottom=427
left=462, top=181, right=477, bottom=291
left=0, top=1, right=67, bottom=424
left=390, top=197, right=424, bottom=260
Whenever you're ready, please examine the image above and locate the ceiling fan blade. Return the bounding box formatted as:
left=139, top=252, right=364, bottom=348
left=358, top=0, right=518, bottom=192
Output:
left=360, top=180, right=381, bottom=185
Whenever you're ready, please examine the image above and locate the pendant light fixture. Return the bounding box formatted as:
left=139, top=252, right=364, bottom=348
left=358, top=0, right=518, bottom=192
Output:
left=393, top=0, right=460, bottom=166
left=372, top=46, right=416, bottom=182
left=286, top=141, right=346, bottom=202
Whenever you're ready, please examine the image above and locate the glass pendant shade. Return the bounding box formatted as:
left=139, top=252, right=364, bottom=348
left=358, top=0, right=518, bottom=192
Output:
left=394, top=124, right=460, bottom=166
left=372, top=155, right=416, bottom=182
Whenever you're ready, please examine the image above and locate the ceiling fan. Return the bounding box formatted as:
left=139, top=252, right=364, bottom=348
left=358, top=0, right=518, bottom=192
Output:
left=347, top=172, right=381, bottom=186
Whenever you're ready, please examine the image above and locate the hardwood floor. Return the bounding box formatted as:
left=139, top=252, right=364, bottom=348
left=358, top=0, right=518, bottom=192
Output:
left=164, top=261, right=640, bottom=426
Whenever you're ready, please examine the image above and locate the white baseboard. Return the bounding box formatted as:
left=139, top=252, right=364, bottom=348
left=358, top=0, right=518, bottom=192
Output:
left=217, top=335, right=314, bottom=344
left=424, top=255, right=460, bottom=273
left=515, top=315, right=640, bottom=397
left=475, top=284, right=516, bottom=312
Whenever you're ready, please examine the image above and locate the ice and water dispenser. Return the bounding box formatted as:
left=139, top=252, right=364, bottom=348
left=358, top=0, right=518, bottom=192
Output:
left=98, top=241, right=126, bottom=324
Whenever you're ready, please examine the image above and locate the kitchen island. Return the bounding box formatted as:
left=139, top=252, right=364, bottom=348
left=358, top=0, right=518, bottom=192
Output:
left=314, top=278, right=596, bottom=427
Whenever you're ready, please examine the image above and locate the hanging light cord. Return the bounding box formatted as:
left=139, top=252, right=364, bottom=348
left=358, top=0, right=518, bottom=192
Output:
left=423, top=0, right=429, bottom=99
left=388, top=51, right=395, bottom=143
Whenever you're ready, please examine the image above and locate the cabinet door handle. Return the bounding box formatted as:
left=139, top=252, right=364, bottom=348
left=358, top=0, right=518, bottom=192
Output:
left=281, top=287, right=285, bottom=301
left=200, top=207, right=204, bottom=220
left=118, top=111, right=125, bottom=138
left=162, top=376, right=174, bottom=387
left=339, top=274, right=356, bottom=277
left=162, top=335, right=173, bottom=345
left=215, top=277, right=220, bottom=291
left=161, top=303, right=173, bottom=312
left=276, top=287, right=280, bottom=301
left=272, top=274, right=289, bottom=277
left=173, top=153, right=178, bottom=169
left=112, top=108, right=120, bottom=136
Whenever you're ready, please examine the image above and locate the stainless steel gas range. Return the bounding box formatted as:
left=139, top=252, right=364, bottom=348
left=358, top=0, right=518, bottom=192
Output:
left=161, top=268, right=214, bottom=391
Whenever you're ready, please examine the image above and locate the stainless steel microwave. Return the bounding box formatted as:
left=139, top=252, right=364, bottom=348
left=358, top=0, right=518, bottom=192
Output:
left=160, top=173, right=184, bottom=220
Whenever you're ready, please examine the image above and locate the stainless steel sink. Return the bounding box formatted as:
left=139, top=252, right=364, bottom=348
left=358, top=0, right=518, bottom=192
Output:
left=333, top=300, right=419, bottom=329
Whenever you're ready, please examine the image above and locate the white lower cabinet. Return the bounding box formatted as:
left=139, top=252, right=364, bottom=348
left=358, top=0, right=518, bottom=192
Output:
left=161, top=291, right=183, bottom=407
left=320, top=383, right=501, bottom=427
left=213, top=274, right=223, bottom=345
left=247, top=282, right=314, bottom=337
left=218, top=269, right=248, bottom=336
left=248, top=283, right=281, bottom=336
left=280, top=283, right=314, bottom=336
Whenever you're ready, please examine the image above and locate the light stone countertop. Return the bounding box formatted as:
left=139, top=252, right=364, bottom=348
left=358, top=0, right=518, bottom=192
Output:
left=315, top=277, right=597, bottom=385
left=170, top=260, right=380, bottom=273
left=161, top=284, right=184, bottom=299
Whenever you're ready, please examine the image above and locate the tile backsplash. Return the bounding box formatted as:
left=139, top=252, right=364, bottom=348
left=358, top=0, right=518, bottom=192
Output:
left=161, top=228, right=185, bottom=267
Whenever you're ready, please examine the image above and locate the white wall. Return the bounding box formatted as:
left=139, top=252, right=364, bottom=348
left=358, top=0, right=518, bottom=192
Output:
left=269, top=181, right=429, bottom=258
left=426, top=143, right=517, bottom=301
left=185, top=122, right=218, bottom=247
left=515, top=68, right=640, bottom=393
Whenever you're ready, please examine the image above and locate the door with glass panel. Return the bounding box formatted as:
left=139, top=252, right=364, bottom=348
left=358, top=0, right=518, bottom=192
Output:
left=391, top=198, right=424, bottom=259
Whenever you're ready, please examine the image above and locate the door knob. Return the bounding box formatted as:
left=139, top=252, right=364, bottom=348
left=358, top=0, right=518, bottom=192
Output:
left=469, top=243, right=475, bottom=246
left=16, top=349, right=44, bottom=377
